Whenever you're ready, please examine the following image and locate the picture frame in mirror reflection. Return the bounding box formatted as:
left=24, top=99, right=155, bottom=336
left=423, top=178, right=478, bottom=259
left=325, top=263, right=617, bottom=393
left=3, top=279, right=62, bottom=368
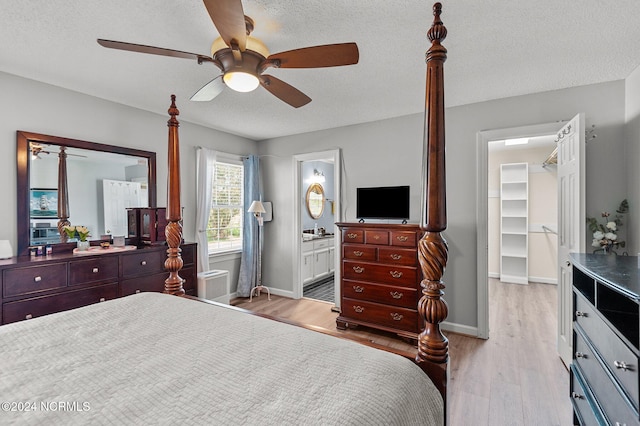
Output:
left=29, top=188, right=58, bottom=218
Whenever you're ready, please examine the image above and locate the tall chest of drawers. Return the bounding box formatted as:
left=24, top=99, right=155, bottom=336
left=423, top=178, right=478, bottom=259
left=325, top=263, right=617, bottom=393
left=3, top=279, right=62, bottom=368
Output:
left=570, top=254, right=639, bottom=426
left=0, top=243, right=197, bottom=325
left=336, top=223, right=423, bottom=340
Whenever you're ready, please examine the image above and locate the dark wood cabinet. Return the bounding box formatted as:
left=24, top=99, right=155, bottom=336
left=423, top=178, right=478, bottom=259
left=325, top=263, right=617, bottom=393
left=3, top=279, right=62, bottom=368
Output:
left=0, top=242, right=196, bottom=325
left=570, top=254, right=639, bottom=425
left=126, top=207, right=167, bottom=245
left=336, top=223, right=423, bottom=340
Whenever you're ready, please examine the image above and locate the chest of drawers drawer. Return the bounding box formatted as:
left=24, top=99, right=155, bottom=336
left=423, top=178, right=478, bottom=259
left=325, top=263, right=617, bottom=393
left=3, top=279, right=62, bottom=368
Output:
left=343, top=244, right=377, bottom=262
left=122, top=250, right=166, bottom=278
left=575, top=292, right=639, bottom=407
left=378, top=247, right=417, bottom=266
left=573, top=328, right=638, bottom=425
left=69, top=257, right=119, bottom=286
left=570, top=365, right=606, bottom=426
left=365, top=230, right=389, bottom=245
left=390, top=231, right=417, bottom=247
left=3, top=284, right=118, bottom=324
left=343, top=279, right=418, bottom=309
left=343, top=297, right=418, bottom=332
left=121, top=273, right=166, bottom=296
left=343, top=260, right=417, bottom=286
left=3, top=263, right=67, bottom=298
left=342, top=229, right=364, bottom=244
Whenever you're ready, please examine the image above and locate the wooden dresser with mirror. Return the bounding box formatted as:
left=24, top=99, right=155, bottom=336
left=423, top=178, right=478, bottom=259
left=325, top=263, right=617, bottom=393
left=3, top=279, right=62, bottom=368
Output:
left=4, top=131, right=196, bottom=325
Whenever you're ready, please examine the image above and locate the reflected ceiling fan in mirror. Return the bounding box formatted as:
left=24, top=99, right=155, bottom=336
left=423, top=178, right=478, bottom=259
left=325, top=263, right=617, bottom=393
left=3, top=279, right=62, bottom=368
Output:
left=30, top=143, right=87, bottom=160
left=97, top=0, right=359, bottom=108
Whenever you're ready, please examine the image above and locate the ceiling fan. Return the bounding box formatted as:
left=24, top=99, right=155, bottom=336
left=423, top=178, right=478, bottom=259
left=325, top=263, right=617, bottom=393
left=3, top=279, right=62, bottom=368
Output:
left=97, top=0, right=359, bottom=108
left=30, top=143, right=87, bottom=160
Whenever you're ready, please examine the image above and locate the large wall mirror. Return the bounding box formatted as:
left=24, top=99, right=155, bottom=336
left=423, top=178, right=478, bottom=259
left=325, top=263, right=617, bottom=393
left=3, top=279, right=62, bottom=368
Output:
left=17, top=131, right=156, bottom=256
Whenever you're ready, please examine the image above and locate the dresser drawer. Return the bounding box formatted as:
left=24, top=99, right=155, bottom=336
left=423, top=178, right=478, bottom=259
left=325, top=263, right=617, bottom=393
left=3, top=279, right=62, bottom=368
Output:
left=575, top=292, right=639, bottom=407
left=342, top=229, right=364, bottom=244
left=365, top=230, right=389, bottom=245
left=378, top=247, right=418, bottom=266
left=69, top=256, right=119, bottom=286
left=343, top=279, right=418, bottom=309
left=574, top=329, right=639, bottom=425
left=342, top=297, right=418, bottom=332
left=343, top=244, right=376, bottom=262
left=3, top=284, right=117, bottom=324
left=390, top=231, right=418, bottom=247
left=181, top=244, right=195, bottom=266
left=182, top=266, right=196, bottom=292
left=121, top=273, right=165, bottom=296
left=343, top=260, right=417, bottom=286
left=122, top=249, right=166, bottom=278
left=570, top=365, right=606, bottom=426
left=3, top=263, right=67, bottom=298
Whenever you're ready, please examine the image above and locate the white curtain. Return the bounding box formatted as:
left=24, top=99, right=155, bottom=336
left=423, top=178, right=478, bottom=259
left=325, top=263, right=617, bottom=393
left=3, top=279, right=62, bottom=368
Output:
left=195, top=147, right=216, bottom=273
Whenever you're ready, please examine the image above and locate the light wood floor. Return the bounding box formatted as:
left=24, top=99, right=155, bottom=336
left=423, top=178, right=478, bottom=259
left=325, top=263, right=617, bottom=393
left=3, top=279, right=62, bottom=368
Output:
left=234, top=279, right=572, bottom=426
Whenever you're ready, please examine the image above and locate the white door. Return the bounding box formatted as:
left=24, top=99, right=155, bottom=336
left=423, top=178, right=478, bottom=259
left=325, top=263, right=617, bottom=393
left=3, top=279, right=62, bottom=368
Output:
left=103, top=179, right=142, bottom=236
left=556, top=113, right=586, bottom=366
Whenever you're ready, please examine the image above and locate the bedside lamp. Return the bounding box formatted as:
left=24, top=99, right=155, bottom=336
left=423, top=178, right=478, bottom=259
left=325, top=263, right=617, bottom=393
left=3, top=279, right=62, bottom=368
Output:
left=247, top=201, right=270, bottom=301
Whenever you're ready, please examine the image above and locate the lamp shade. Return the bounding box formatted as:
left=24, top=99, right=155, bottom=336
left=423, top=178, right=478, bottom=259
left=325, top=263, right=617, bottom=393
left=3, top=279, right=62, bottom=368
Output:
left=0, top=240, right=13, bottom=259
left=248, top=200, right=266, bottom=214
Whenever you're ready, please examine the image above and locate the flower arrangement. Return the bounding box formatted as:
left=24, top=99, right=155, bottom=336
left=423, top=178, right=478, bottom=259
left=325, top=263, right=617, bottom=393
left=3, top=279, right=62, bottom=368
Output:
left=63, top=225, right=91, bottom=242
left=587, top=199, right=628, bottom=253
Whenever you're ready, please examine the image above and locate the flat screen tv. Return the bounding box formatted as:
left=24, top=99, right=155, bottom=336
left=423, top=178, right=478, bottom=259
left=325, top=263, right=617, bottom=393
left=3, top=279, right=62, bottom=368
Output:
left=356, top=185, right=410, bottom=221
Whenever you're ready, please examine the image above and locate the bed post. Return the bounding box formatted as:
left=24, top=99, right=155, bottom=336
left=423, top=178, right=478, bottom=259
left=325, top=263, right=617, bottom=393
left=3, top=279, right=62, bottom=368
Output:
left=164, top=94, right=185, bottom=296
left=57, top=146, right=70, bottom=242
left=416, top=2, right=449, bottom=402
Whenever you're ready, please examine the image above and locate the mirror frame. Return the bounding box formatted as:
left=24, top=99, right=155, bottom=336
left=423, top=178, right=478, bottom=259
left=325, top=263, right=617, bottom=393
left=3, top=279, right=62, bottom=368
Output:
left=305, top=183, right=325, bottom=219
left=16, top=131, right=157, bottom=256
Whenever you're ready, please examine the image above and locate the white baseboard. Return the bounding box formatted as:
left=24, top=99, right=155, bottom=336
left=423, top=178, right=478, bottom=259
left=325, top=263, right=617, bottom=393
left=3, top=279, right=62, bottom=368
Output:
left=229, top=287, right=294, bottom=301
left=442, top=321, right=478, bottom=337
left=528, top=276, right=558, bottom=285
left=488, top=272, right=499, bottom=279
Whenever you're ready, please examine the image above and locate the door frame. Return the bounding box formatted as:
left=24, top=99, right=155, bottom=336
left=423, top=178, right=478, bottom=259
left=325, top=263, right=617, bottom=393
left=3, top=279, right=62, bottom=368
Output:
left=476, top=121, right=566, bottom=339
left=292, top=149, right=342, bottom=303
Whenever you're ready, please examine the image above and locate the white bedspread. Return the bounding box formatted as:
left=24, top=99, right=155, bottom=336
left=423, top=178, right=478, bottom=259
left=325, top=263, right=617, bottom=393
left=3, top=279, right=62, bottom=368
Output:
left=0, top=293, right=443, bottom=425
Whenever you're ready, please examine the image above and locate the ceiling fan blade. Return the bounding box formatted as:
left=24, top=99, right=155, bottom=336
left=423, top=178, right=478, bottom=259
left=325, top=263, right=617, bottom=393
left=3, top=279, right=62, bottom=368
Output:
left=260, top=75, right=311, bottom=108
left=202, top=0, right=247, bottom=51
left=266, top=43, right=359, bottom=69
left=190, top=76, right=225, bottom=102
left=97, top=39, right=215, bottom=64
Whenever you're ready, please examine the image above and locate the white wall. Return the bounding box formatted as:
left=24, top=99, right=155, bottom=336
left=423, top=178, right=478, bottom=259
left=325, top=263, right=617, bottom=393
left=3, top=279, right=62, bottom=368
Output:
left=1, top=71, right=257, bottom=268
left=259, top=80, right=627, bottom=330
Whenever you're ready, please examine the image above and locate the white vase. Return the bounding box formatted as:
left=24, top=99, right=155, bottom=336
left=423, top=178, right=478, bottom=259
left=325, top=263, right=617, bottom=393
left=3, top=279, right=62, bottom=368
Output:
left=77, top=240, right=90, bottom=251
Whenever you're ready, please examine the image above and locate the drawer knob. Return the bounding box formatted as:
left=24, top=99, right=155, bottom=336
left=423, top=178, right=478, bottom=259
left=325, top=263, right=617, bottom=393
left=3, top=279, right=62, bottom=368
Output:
left=390, top=313, right=404, bottom=321
left=353, top=285, right=364, bottom=293
left=25, top=314, right=33, bottom=320
left=396, top=235, right=409, bottom=242
left=34, top=276, right=42, bottom=282
left=353, top=250, right=363, bottom=257
left=390, top=271, right=403, bottom=278
left=575, top=311, right=587, bottom=317
left=347, top=233, right=358, bottom=239
left=575, top=352, right=587, bottom=359
left=99, top=297, right=106, bottom=302
left=390, top=291, right=403, bottom=299
left=141, top=261, right=147, bottom=266
left=613, top=360, right=632, bottom=371
left=571, top=392, right=584, bottom=400
left=353, top=305, right=365, bottom=313
left=135, top=289, right=141, bottom=294
left=353, top=266, right=364, bottom=274
left=390, top=254, right=402, bottom=260
left=92, top=267, right=99, bottom=273
left=373, top=235, right=380, bottom=240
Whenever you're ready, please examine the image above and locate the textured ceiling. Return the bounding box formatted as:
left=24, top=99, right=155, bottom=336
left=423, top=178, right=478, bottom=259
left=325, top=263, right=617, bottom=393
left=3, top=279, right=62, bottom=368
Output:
left=3, top=1, right=640, bottom=141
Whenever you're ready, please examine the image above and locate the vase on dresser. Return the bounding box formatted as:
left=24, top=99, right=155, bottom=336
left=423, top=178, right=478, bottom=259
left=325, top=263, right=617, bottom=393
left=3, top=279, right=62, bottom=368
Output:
left=76, top=240, right=90, bottom=251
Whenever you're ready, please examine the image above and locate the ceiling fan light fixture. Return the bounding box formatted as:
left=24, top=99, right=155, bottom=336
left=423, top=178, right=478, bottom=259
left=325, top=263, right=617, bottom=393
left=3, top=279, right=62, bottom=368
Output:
left=224, top=71, right=260, bottom=92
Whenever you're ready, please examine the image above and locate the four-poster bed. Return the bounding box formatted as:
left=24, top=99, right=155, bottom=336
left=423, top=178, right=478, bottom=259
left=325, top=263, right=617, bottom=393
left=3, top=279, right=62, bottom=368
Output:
left=0, top=3, right=450, bottom=424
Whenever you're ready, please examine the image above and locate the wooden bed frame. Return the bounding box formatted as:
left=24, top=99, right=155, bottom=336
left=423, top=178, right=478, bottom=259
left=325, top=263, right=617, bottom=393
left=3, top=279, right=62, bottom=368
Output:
left=161, top=0, right=450, bottom=410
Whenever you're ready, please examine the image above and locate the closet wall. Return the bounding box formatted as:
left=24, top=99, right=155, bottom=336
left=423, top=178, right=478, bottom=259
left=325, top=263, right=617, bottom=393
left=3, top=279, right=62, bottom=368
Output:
left=488, top=145, right=558, bottom=284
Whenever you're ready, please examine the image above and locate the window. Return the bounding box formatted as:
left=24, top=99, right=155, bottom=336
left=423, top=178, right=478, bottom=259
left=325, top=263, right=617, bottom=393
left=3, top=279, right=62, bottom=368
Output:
left=207, top=159, right=244, bottom=253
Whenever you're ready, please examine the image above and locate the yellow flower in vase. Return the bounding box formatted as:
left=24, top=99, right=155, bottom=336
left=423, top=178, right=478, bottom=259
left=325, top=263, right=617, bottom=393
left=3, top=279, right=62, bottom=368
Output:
left=76, top=226, right=90, bottom=242
left=63, top=225, right=76, bottom=240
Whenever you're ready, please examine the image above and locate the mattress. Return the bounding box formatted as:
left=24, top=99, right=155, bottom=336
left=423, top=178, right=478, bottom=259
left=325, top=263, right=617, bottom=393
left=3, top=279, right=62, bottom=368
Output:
left=0, top=292, right=443, bottom=425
